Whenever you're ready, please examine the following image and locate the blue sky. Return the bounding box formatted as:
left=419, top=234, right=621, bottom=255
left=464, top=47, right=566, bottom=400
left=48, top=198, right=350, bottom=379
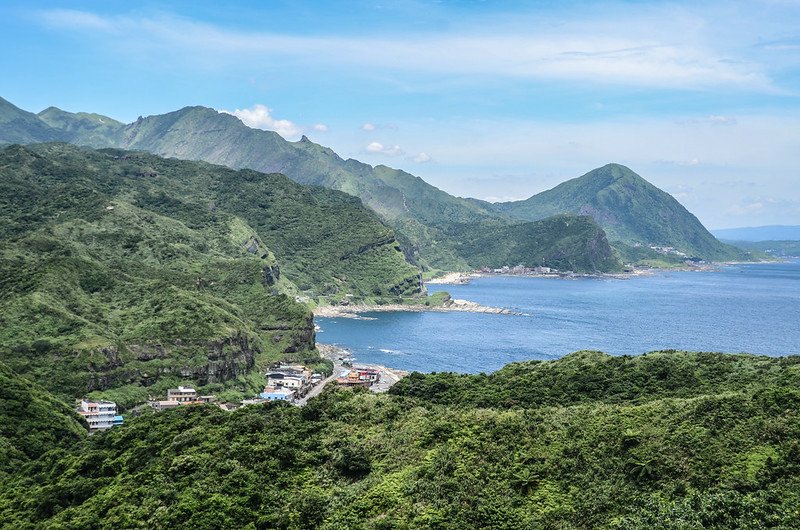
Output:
left=1, top=0, right=799, bottom=228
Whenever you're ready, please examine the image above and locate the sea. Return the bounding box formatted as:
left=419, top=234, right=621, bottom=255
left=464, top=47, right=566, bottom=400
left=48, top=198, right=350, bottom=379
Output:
left=316, top=261, right=800, bottom=373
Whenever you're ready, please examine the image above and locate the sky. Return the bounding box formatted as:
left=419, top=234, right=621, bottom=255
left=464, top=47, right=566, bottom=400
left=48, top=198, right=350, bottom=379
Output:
left=1, top=0, right=799, bottom=229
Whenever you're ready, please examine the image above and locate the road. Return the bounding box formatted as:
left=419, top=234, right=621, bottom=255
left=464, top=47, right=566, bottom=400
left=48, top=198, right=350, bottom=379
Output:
left=295, top=358, right=343, bottom=406
left=294, top=344, right=408, bottom=406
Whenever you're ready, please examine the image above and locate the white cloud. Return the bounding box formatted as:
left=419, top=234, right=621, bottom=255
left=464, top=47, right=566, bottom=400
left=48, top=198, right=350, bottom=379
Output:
left=411, top=152, right=431, bottom=163
left=707, top=115, right=737, bottom=125
left=679, top=115, right=738, bottom=126
left=34, top=8, right=785, bottom=92
left=361, top=123, right=376, bottom=131
left=313, top=123, right=329, bottom=132
left=365, top=142, right=403, bottom=156
left=220, top=104, right=302, bottom=139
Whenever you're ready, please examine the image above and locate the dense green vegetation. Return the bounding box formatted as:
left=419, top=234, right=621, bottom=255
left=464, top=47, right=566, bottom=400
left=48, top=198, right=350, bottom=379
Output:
left=0, top=361, right=86, bottom=478
left=0, top=98, right=637, bottom=272
left=391, top=349, right=800, bottom=407
left=2, top=350, right=799, bottom=529
left=449, top=214, right=622, bottom=271
left=0, top=143, right=421, bottom=405
left=492, top=164, right=749, bottom=262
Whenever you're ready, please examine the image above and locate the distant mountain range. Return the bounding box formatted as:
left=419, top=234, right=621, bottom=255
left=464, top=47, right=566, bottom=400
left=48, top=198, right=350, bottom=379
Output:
left=0, top=96, right=748, bottom=266
left=712, top=225, right=800, bottom=242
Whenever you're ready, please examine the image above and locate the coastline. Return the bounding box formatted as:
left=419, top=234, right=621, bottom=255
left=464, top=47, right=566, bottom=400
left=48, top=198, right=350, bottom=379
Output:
left=423, top=262, right=757, bottom=284
left=313, top=298, right=516, bottom=318
left=317, top=343, right=408, bottom=393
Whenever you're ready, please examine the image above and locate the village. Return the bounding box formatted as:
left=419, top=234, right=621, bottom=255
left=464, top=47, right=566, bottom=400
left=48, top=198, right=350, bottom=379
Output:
left=77, top=347, right=405, bottom=433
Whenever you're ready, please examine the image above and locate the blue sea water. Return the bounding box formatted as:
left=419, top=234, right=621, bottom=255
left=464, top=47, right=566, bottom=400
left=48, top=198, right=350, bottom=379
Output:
left=316, top=261, right=800, bottom=373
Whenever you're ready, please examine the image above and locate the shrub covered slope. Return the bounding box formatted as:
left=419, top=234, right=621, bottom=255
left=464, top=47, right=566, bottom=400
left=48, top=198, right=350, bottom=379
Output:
left=1, top=350, right=799, bottom=529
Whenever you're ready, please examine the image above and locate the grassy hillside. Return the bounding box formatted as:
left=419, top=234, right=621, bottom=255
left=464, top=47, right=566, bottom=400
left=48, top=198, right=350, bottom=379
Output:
left=0, top=143, right=421, bottom=405
left=493, top=164, right=747, bottom=262
left=93, top=106, right=511, bottom=270
left=1, top=351, right=799, bottom=528
left=38, top=106, right=124, bottom=147
left=0, top=361, right=86, bottom=478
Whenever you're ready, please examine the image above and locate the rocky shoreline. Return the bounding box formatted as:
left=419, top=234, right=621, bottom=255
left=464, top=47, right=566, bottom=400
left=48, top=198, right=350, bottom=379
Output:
left=313, top=298, right=516, bottom=318
left=317, top=343, right=409, bottom=393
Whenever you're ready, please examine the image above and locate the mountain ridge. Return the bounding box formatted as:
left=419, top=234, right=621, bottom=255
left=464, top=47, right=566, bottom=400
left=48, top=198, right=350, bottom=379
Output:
left=0, top=97, right=743, bottom=267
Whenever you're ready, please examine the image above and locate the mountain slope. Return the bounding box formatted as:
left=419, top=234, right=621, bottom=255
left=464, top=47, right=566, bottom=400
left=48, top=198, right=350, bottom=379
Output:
left=37, top=106, right=124, bottom=147
left=0, top=361, right=86, bottom=476
left=95, top=106, right=504, bottom=269
left=67, top=106, right=628, bottom=271
left=449, top=214, right=621, bottom=271
left=493, top=163, right=745, bottom=261
left=0, top=143, right=421, bottom=405
left=0, top=97, right=63, bottom=144
left=2, top=351, right=799, bottom=528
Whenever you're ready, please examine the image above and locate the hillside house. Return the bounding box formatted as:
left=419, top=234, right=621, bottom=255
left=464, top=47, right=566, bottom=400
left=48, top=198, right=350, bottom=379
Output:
left=167, top=386, right=198, bottom=403
left=77, top=400, right=120, bottom=432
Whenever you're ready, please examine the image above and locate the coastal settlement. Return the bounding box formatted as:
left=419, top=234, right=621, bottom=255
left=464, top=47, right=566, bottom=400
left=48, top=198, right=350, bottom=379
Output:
left=76, top=345, right=404, bottom=431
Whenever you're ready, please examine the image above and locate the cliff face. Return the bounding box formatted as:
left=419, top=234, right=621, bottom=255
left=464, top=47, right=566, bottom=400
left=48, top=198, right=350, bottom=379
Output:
left=86, top=334, right=261, bottom=391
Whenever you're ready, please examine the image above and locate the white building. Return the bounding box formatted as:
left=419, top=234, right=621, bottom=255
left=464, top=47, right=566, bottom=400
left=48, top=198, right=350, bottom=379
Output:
left=78, top=400, right=119, bottom=432
left=167, top=386, right=198, bottom=403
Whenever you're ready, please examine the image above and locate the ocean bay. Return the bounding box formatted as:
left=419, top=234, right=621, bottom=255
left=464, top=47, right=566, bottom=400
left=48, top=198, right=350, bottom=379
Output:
left=317, top=261, right=800, bottom=373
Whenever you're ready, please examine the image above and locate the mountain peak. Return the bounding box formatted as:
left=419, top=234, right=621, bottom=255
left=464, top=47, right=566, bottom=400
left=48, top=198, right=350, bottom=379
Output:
left=593, top=163, right=637, bottom=178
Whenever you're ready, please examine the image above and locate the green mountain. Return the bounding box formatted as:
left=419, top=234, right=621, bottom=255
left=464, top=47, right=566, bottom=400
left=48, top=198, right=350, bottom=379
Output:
left=492, top=163, right=746, bottom=261
left=2, top=351, right=799, bottom=528
left=0, top=98, right=735, bottom=269
left=0, top=101, right=622, bottom=272
left=0, top=143, right=421, bottom=406
left=30, top=104, right=504, bottom=269
left=0, top=97, right=63, bottom=144
left=37, top=106, right=124, bottom=147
